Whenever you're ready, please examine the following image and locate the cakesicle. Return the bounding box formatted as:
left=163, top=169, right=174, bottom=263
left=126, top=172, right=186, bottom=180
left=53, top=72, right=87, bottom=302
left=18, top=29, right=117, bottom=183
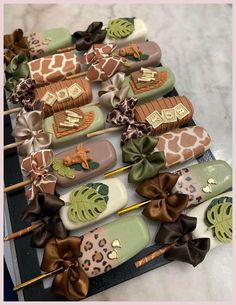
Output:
left=60, top=178, right=128, bottom=231
left=187, top=191, right=232, bottom=249
left=52, top=140, right=117, bottom=187
left=121, top=66, right=175, bottom=102
left=44, top=105, right=105, bottom=148
left=172, top=160, right=232, bottom=207
left=28, top=28, right=72, bottom=58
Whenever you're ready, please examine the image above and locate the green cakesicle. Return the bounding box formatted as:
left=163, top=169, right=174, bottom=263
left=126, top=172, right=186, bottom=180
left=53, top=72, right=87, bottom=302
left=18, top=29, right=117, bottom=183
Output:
left=121, top=66, right=175, bottom=102
left=78, top=215, right=150, bottom=277
left=171, top=160, right=232, bottom=207
left=44, top=105, right=105, bottom=148
left=28, top=28, right=72, bottom=58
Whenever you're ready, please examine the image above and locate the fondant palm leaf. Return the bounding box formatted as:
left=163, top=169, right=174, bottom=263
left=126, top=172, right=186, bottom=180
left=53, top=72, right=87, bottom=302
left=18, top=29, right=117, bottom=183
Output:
left=107, top=18, right=135, bottom=39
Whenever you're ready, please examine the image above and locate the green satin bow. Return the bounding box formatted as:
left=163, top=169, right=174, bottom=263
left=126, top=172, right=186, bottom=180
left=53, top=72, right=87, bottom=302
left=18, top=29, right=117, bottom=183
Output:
left=122, top=136, right=166, bottom=183
left=5, top=54, right=30, bottom=92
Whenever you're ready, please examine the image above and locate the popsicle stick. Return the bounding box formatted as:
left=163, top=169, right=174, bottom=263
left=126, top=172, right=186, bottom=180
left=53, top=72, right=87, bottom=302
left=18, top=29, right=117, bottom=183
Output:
left=4, top=179, right=32, bottom=193
left=4, top=107, right=22, bottom=116
left=117, top=199, right=151, bottom=215
left=13, top=267, right=64, bottom=292
left=4, top=140, right=24, bottom=151
left=86, top=126, right=123, bottom=138
left=66, top=71, right=87, bottom=80
left=4, top=223, right=42, bottom=241
left=57, top=46, right=76, bottom=53
left=135, top=243, right=175, bottom=268
left=104, top=164, right=133, bottom=178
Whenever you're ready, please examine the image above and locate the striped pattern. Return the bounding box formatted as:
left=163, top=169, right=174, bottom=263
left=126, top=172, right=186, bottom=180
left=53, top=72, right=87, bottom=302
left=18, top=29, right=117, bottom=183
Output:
left=134, top=96, right=194, bottom=135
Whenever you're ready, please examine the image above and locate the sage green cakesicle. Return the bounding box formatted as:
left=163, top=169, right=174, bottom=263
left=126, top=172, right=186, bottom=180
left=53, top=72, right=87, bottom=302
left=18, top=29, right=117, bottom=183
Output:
left=121, top=66, right=175, bottom=102
left=28, top=28, right=72, bottom=58
left=78, top=215, right=150, bottom=277
left=44, top=105, right=105, bottom=148
left=171, top=160, right=232, bottom=207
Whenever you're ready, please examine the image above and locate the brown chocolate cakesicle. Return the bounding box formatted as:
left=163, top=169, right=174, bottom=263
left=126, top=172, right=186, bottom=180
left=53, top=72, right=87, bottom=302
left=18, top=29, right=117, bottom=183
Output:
left=35, top=76, right=92, bottom=118
left=134, top=96, right=194, bottom=135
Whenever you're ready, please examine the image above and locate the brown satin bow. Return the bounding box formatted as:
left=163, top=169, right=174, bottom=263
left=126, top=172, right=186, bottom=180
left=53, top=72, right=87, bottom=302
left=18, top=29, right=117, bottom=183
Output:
left=12, top=111, right=52, bottom=157
left=21, top=149, right=57, bottom=200
left=136, top=173, right=189, bottom=222
left=22, top=193, right=68, bottom=248
left=41, top=236, right=89, bottom=301
left=80, top=43, right=126, bottom=81
left=4, top=29, right=29, bottom=64
left=106, top=97, right=153, bottom=145
left=155, top=214, right=210, bottom=267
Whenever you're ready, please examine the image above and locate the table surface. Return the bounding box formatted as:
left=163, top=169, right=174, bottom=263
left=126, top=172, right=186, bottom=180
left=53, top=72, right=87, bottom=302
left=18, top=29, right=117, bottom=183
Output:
left=4, top=3, right=232, bottom=302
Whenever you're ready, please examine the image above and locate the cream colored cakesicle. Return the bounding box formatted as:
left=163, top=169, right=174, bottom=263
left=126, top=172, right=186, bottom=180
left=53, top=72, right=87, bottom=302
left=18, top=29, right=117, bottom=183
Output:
left=60, top=178, right=128, bottom=231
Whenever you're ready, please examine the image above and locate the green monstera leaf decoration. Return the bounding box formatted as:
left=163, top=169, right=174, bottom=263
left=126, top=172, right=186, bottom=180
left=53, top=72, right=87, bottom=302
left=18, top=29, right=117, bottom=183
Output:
left=205, top=196, right=232, bottom=243
left=52, top=157, right=75, bottom=179
left=107, top=18, right=135, bottom=39
left=68, top=183, right=109, bottom=223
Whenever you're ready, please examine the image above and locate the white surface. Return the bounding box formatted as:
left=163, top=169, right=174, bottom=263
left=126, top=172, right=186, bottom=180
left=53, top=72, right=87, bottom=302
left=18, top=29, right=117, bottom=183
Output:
left=4, top=3, right=232, bottom=302
left=187, top=191, right=232, bottom=250
left=60, top=178, right=128, bottom=230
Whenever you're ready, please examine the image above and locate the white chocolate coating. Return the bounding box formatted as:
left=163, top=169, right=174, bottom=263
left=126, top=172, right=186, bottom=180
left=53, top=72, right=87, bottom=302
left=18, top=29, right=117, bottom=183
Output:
left=187, top=191, right=232, bottom=249
left=104, top=19, right=147, bottom=47
left=60, top=178, right=128, bottom=231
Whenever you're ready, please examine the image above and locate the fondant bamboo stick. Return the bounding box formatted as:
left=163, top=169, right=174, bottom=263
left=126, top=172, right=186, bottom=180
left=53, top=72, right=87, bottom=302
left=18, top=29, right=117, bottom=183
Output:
left=4, top=140, right=24, bottom=151
left=4, top=107, right=22, bottom=116
left=4, top=223, right=42, bottom=241
left=13, top=267, right=64, bottom=292
left=4, top=179, right=32, bottom=193
left=86, top=126, right=123, bottom=138
left=134, top=243, right=175, bottom=268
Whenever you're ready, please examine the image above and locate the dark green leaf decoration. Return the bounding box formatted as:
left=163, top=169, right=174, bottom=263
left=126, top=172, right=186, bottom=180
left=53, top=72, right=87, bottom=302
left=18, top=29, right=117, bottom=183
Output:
left=125, top=53, right=149, bottom=62
left=70, top=160, right=100, bottom=171
left=205, top=196, right=232, bottom=243
left=107, top=18, right=135, bottom=39
left=52, top=157, right=75, bottom=179
left=68, top=183, right=109, bottom=223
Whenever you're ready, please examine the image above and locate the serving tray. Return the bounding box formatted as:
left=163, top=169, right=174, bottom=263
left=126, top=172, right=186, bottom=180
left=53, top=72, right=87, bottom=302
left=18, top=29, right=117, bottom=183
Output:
left=4, top=82, right=215, bottom=301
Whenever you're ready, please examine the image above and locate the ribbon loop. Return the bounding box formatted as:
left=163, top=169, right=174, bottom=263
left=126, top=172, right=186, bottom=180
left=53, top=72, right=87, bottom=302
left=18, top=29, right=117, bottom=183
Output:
left=72, top=22, right=107, bottom=51
left=22, top=193, right=68, bottom=248
left=41, top=236, right=89, bottom=300
left=21, top=149, right=57, bottom=200
left=155, top=214, right=210, bottom=267
left=122, top=136, right=166, bottom=183
left=136, top=173, right=189, bottom=222
left=12, top=110, right=52, bottom=156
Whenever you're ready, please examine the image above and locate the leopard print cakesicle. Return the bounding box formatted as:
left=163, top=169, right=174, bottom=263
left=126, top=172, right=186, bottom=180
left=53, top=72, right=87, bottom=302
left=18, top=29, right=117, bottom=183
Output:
left=60, top=178, right=128, bottom=231
left=78, top=215, right=150, bottom=277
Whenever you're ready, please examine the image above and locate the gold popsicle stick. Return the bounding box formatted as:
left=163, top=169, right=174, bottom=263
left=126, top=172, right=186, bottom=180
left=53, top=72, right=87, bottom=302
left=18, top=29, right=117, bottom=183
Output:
left=66, top=71, right=87, bottom=80
left=117, top=200, right=151, bottom=215
left=104, top=164, right=133, bottom=178
left=4, top=223, right=42, bottom=241
left=4, top=179, right=32, bottom=193
left=57, top=46, right=76, bottom=53
left=4, top=107, right=22, bottom=116
left=4, top=140, right=25, bottom=151
left=13, top=267, right=64, bottom=292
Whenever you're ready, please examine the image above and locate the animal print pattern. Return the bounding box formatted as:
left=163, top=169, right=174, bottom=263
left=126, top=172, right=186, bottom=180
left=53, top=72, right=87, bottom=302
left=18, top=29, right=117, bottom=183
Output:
left=28, top=51, right=80, bottom=85
left=28, top=32, right=48, bottom=58
left=78, top=226, right=117, bottom=278
left=155, top=126, right=211, bottom=167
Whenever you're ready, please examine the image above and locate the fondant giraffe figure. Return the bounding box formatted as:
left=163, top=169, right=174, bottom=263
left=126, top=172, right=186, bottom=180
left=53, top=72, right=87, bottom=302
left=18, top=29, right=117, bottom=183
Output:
left=155, top=126, right=211, bottom=167
left=28, top=51, right=80, bottom=85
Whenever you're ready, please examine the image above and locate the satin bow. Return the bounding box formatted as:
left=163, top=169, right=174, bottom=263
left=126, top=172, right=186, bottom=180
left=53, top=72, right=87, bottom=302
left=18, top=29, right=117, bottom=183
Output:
left=98, top=72, right=129, bottom=108
left=107, top=98, right=153, bottom=145
left=22, top=193, right=68, bottom=248
left=122, top=136, right=166, bottom=183
left=21, top=149, right=57, bottom=200
left=41, top=236, right=89, bottom=300
left=155, top=214, right=210, bottom=267
left=80, top=43, right=126, bottom=81
left=12, top=111, right=52, bottom=157
left=5, top=54, right=30, bottom=92
left=7, top=78, right=44, bottom=111
left=72, top=22, right=107, bottom=51
left=136, top=173, right=189, bottom=222
left=4, top=29, right=29, bottom=64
